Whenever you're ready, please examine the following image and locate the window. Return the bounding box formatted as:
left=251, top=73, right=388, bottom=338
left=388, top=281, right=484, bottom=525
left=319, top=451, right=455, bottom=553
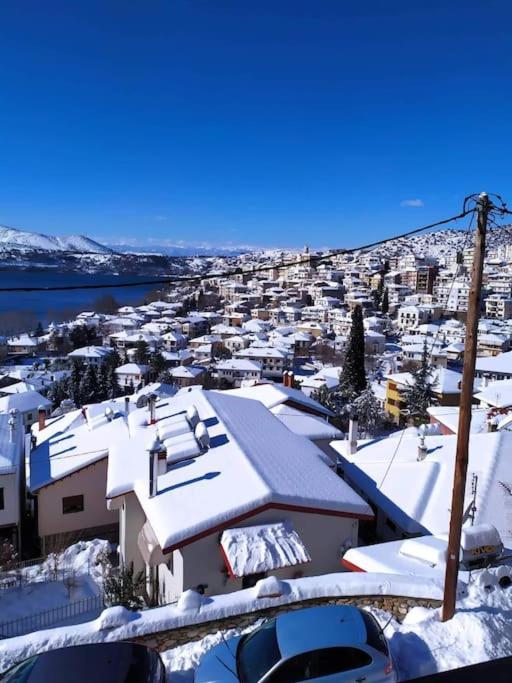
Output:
left=242, top=572, right=266, bottom=590
left=267, top=647, right=372, bottom=682
left=62, top=495, right=84, bottom=514
left=0, top=487, right=4, bottom=510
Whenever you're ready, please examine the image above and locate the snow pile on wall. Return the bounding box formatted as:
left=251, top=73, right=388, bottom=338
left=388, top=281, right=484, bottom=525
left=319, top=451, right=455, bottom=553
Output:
left=0, top=571, right=451, bottom=672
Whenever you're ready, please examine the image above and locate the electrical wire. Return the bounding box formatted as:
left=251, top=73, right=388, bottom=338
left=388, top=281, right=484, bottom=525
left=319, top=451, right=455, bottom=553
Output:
left=377, top=210, right=476, bottom=490
left=0, top=208, right=475, bottom=293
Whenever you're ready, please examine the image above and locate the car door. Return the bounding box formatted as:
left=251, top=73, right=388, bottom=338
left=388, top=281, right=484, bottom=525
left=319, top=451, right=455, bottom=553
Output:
left=263, top=647, right=379, bottom=683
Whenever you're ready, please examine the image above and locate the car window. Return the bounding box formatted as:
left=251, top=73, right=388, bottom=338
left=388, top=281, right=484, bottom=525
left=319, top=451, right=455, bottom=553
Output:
left=237, top=619, right=281, bottom=683
left=267, top=647, right=372, bottom=682
left=361, top=611, right=389, bottom=656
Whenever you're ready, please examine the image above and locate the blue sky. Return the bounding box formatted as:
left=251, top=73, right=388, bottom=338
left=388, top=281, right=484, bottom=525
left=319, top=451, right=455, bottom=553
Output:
left=0, top=1, right=511, bottom=249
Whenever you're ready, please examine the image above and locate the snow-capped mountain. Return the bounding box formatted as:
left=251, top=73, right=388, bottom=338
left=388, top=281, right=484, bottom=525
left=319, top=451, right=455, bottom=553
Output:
left=0, top=226, right=113, bottom=254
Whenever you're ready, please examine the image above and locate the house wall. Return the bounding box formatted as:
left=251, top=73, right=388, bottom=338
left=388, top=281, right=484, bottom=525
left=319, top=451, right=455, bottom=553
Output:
left=0, top=472, right=20, bottom=530
left=119, top=492, right=147, bottom=574
left=37, top=458, right=118, bottom=548
left=155, top=507, right=358, bottom=602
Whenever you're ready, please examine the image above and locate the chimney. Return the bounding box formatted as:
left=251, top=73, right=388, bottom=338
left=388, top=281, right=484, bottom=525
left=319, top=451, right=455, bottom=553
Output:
left=124, top=395, right=130, bottom=415
left=347, top=413, right=358, bottom=455
left=38, top=406, right=46, bottom=431
left=282, top=371, right=289, bottom=387
left=8, top=417, right=15, bottom=443
left=288, top=371, right=295, bottom=388
left=417, top=424, right=428, bottom=460
left=148, top=393, right=157, bottom=425
left=147, top=436, right=164, bottom=498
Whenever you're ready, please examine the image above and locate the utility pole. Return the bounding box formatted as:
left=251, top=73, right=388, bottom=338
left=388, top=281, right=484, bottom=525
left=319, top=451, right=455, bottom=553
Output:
left=442, top=192, right=490, bottom=622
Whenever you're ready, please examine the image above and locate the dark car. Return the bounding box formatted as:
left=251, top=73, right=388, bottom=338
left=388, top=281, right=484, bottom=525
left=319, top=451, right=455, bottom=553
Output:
left=0, top=642, right=166, bottom=683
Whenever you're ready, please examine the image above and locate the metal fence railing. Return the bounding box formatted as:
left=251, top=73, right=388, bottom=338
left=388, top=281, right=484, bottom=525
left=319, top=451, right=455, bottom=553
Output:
left=0, top=593, right=105, bottom=639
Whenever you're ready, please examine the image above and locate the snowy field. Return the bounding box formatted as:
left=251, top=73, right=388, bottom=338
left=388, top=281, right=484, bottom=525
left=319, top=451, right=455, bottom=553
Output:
left=0, top=540, right=110, bottom=630
left=163, top=568, right=512, bottom=682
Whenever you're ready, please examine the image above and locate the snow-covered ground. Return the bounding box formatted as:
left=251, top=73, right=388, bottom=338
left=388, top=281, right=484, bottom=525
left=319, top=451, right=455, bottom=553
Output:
left=0, top=540, right=110, bottom=628
left=162, top=569, right=512, bottom=681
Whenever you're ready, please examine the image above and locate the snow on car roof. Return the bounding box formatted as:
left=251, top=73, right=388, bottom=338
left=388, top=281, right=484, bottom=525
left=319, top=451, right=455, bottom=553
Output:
left=107, top=390, right=372, bottom=552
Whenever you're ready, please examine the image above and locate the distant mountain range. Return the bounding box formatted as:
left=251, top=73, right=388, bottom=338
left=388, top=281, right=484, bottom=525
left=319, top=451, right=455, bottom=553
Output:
left=0, top=225, right=208, bottom=275
left=0, top=226, right=113, bottom=255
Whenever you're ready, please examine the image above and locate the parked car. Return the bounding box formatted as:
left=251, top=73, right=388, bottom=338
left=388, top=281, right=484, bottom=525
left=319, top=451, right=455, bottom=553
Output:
left=0, top=642, right=166, bottom=682
left=195, top=605, right=396, bottom=682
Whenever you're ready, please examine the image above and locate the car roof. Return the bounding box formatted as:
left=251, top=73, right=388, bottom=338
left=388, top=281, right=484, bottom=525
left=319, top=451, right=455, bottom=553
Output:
left=276, top=605, right=368, bottom=659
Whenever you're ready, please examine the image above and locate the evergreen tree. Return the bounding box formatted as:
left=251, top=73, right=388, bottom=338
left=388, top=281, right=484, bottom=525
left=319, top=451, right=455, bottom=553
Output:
left=149, top=352, right=167, bottom=381
left=106, top=366, right=121, bottom=400
left=104, top=348, right=121, bottom=370
left=68, top=361, right=83, bottom=406
left=402, top=341, right=436, bottom=423
left=69, top=326, right=88, bottom=349
left=79, top=364, right=99, bottom=404
left=381, top=288, right=389, bottom=315
left=134, top=340, right=149, bottom=365
left=352, top=386, right=381, bottom=436
left=34, top=321, right=44, bottom=338
left=103, top=563, right=145, bottom=611
left=97, top=363, right=110, bottom=401
left=340, top=305, right=367, bottom=400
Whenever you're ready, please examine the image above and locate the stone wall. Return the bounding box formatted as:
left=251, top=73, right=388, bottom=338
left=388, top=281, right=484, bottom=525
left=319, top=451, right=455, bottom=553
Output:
left=131, top=594, right=441, bottom=652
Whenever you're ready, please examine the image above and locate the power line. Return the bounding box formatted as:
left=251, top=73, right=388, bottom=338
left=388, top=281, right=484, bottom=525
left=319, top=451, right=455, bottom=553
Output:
left=0, top=208, right=475, bottom=293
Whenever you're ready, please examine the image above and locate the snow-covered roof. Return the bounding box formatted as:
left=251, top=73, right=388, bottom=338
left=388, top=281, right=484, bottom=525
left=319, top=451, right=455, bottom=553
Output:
left=114, top=363, right=149, bottom=375
left=0, top=390, right=51, bottom=415
left=270, top=404, right=343, bottom=442
left=107, top=390, right=372, bottom=552
left=474, top=379, right=512, bottom=407
left=475, top=351, right=512, bottom=375
left=427, top=406, right=492, bottom=434
left=386, top=368, right=463, bottom=394
left=68, top=346, right=113, bottom=359
left=220, top=521, right=311, bottom=577
left=222, top=382, right=334, bottom=417
left=7, top=334, right=38, bottom=347
left=169, top=365, right=205, bottom=379
left=216, top=359, right=262, bottom=371
left=331, top=431, right=512, bottom=548
left=30, top=407, right=129, bottom=491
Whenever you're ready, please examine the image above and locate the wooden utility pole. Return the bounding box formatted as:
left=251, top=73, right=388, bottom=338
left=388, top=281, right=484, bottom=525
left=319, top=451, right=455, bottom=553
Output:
left=442, top=192, right=490, bottom=622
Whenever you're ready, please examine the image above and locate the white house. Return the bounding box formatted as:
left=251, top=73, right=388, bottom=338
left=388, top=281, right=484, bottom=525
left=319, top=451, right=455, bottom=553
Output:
left=234, top=347, right=289, bottom=379
left=115, top=363, right=149, bottom=390
left=68, top=346, right=114, bottom=367
left=106, top=390, right=372, bottom=603
left=216, top=359, right=262, bottom=387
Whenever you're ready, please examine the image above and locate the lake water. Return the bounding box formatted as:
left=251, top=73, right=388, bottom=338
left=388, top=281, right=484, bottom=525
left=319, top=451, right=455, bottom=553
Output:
left=0, top=271, right=166, bottom=329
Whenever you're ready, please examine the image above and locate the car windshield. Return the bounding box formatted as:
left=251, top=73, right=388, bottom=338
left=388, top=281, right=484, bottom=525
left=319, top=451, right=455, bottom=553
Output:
left=237, top=619, right=281, bottom=683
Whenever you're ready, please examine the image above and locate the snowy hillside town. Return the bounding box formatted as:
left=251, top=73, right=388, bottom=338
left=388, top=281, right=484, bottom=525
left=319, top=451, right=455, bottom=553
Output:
left=0, top=223, right=510, bottom=679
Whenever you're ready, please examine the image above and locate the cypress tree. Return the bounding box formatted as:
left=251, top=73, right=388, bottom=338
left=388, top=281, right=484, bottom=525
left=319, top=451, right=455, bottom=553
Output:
left=340, top=305, right=367, bottom=400
left=381, top=288, right=389, bottom=314
left=69, top=361, right=83, bottom=406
